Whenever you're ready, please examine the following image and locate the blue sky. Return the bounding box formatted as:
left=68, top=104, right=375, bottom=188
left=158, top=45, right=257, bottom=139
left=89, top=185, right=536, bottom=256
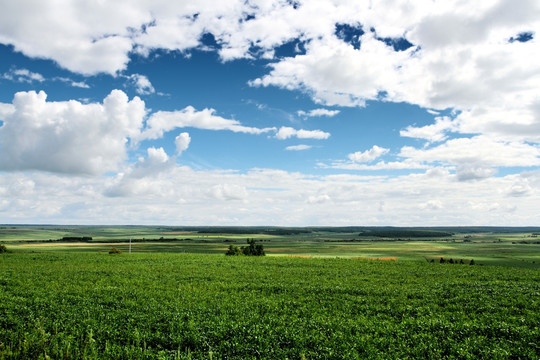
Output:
left=0, top=0, right=539, bottom=225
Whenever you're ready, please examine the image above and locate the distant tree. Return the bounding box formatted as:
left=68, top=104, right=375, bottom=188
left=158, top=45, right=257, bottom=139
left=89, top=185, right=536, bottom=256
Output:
left=225, top=244, right=243, bottom=256
left=469, top=259, right=475, bottom=265
left=242, top=238, right=265, bottom=256
left=448, top=258, right=454, bottom=264
left=225, top=239, right=265, bottom=256
left=0, top=243, right=7, bottom=253
left=440, top=257, right=445, bottom=264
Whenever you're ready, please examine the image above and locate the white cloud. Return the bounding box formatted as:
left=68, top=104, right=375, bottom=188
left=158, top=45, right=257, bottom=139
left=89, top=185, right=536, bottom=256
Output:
left=285, top=144, right=312, bottom=151
left=1, top=1, right=539, bottom=225
left=297, top=108, right=340, bottom=117
left=2, top=68, right=44, bottom=83
left=2, top=69, right=92, bottom=89
left=420, top=200, right=443, bottom=211
left=456, top=164, right=497, bottom=182
left=175, top=132, right=191, bottom=155
left=139, top=106, right=275, bottom=141
left=399, top=136, right=540, bottom=169
left=2, top=166, right=538, bottom=226
left=275, top=126, right=330, bottom=140
left=2, top=0, right=538, bottom=147
left=53, top=77, right=91, bottom=88
left=348, top=145, right=389, bottom=163
left=146, top=147, right=169, bottom=164
left=0, top=90, right=145, bottom=175
left=208, top=184, right=248, bottom=201
left=322, top=159, right=427, bottom=171
left=400, top=116, right=455, bottom=143
left=246, top=1, right=540, bottom=149
left=70, top=81, right=90, bottom=89
left=307, top=194, right=330, bottom=204
left=126, top=74, right=155, bottom=95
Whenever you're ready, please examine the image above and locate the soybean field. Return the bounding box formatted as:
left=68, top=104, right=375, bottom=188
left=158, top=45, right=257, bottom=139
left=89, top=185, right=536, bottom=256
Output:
left=1, top=252, right=539, bottom=359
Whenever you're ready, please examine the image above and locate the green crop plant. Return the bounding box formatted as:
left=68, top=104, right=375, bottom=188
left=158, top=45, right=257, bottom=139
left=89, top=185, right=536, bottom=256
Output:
left=0, top=252, right=538, bottom=359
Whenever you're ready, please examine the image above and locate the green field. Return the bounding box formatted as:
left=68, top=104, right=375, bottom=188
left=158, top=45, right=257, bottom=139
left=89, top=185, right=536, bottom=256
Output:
left=1, top=226, right=539, bottom=358
left=2, top=225, right=539, bottom=267
left=1, top=252, right=539, bottom=359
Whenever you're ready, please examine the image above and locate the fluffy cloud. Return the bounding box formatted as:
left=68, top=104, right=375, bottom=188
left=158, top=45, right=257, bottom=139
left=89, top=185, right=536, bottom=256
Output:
left=175, top=132, right=191, bottom=155
left=348, top=146, right=389, bottom=163
left=2, top=166, right=539, bottom=226
left=0, top=90, right=145, bottom=175
left=3, top=0, right=539, bottom=147
left=400, top=116, right=455, bottom=143
left=127, top=74, right=155, bottom=95
left=275, top=126, right=330, bottom=140
left=399, top=136, right=540, bottom=169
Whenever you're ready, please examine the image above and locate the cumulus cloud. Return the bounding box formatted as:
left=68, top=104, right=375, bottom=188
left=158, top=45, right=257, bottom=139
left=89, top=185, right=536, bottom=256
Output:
left=175, top=132, right=191, bottom=155
left=0, top=90, right=145, bottom=175
left=400, top=116, right=455, bottom=143
left=399, top=136, right=540, bottom=169
left=2, top=165, right=538, bottom=225
left=275, top=126, right=330, bottom=140
left=348, top=145, right=389, bottom=163
left=126, top=73, right=155, bottom=95
left=456, top=164, right=497, bottom=182
left=297, top=108, right=340, bottom=117
left=3, top=0, right=539, bottom=147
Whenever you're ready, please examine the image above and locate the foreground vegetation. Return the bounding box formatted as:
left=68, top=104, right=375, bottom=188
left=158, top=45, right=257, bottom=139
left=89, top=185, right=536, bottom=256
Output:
left=1, top=252, right=539, bottom=359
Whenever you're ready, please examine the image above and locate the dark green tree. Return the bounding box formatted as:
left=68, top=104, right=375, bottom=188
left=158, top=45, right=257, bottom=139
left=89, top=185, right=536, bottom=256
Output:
left=225, top=244, right=243, bottom=256
left=242, top=239, right=265, bottom=256
left=0, top=243, right=7, bottom=253
left=225, top=239, right=265, bottom=256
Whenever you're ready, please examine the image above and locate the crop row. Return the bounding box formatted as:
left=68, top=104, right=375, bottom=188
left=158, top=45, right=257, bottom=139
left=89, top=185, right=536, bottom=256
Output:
left=1, top=253, right=539, bottom=359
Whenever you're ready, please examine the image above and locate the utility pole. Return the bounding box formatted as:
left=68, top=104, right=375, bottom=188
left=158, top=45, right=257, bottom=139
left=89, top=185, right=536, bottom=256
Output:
left=129, top=237, right=132, bottom=254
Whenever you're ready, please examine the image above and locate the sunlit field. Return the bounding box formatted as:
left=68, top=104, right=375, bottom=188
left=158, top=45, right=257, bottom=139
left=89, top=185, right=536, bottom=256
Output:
left=2, top=225, right=539, bottom=267
left=1, top=252, right=539, bottom=359
left=1, top=226, right=539, bottom=358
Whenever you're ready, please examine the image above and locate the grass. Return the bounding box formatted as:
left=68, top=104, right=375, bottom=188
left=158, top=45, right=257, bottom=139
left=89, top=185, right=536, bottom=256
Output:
left=3, top=232, right=539, bottom=268
left=1, top=252, right=539, bottom=359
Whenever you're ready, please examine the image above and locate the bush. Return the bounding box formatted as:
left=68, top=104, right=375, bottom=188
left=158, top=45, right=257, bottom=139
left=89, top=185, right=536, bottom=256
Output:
left=225, top=244, right=243, bottom=256
left=0, top=243, right=7, bottom=253
left=242, top=239, right=265, bottom=256
left=225, top=239, right=265, bottom=256
left=109, top=247, right=122, bottom=254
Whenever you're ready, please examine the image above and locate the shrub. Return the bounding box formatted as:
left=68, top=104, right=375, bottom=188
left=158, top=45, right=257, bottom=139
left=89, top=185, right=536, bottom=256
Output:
left=225, top=239, right=265, bottom=256
left=242, top=239, right=265, bottom=256
left=109, top=247, right=122, bottom=254
left=225, top=244, right=243, bottom=256
left=0, top=243, right=7, bottom=253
